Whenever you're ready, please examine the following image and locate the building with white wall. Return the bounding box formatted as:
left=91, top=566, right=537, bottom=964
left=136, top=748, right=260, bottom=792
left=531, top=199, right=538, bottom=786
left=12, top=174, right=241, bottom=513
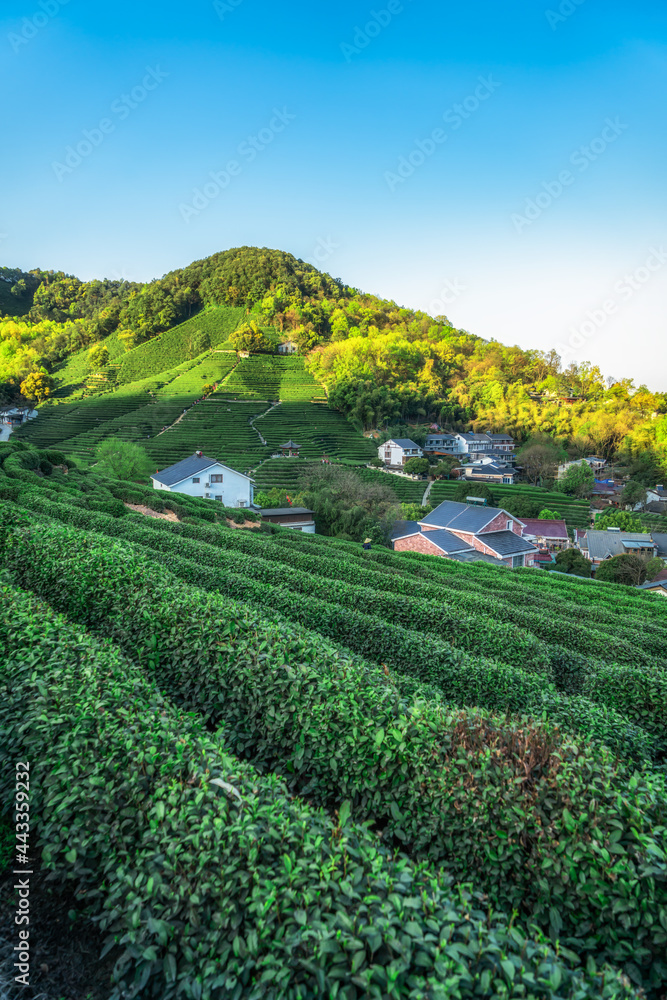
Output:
left=379, top=439, right=423, bottom=468
left=152, top=452, right=254, bottom=507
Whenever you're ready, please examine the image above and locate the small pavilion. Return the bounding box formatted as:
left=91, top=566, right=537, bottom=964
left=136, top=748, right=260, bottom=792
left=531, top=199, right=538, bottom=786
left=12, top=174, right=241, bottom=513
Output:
left=280, top=440, right=301, bottom=457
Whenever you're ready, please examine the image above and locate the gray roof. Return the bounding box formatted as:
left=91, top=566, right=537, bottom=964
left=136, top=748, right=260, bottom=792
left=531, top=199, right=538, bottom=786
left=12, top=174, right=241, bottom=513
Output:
left=425, top=433, right=457, bottom=443
left=487, top=433, right=513, bottom=441
left=387, top=438, right=421, bottom=450
left=465, top=464, right=515, bottom=477
left=458, top=432, right=489, bottom=442
left=152, top=453, right=252, bottom=487
left=637, top=579, right=667, bottom=591
left=652, top=533, right=667, bottom=557
left=450, top=550, right=506, bottom=566
left=280, top=440, right=301, bottom=449
left=586, top=530, right=656, bottom=561
left=480, top=531, right=537, bottom=557
left=391, top=520, right=422, bottom=541
left=421, top=529, right=474, bottom=554
left=421, top=500, right=520, bottom=534
left=260, top=507, right=314, bottom=516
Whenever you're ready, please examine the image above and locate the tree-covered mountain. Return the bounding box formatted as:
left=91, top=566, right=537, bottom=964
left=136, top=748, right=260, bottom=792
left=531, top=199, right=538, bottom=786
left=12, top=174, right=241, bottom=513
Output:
left=1, top=247, right=666, bottom=479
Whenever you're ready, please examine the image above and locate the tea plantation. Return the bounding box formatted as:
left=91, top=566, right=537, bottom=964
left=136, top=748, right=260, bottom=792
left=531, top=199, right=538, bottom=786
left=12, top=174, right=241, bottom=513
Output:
left=0, top=441, right=665, bottom=999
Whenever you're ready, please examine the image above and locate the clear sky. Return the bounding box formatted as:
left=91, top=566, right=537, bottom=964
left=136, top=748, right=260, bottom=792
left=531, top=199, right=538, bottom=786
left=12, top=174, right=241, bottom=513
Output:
left=1, top=0, right=666, bottom=388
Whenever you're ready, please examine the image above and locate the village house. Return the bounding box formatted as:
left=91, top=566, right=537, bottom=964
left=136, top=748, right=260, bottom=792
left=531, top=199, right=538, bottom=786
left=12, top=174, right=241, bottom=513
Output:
left=581, top=528, right=658, bottom=570
left=455, top=432, right=516, bottom=456
left=277, top=341, right=298, bottom=355
left=423, top=432, right=459, bottom=455
left=459, top=457, right=517, bottom=485
left=392, top=499, right=538, bottom=568
left=637, top=579, right=667, bottom=597
left=151, top=452, right=254, bottom=508
left=259, top=507, right=316, bottom=533
left=520, top=519, right=570, bottom=552
left=645, top=485, right=667, bottom=505
left=558, top=456, right=606, bottom=479
left=379, top=438, right=423, bottom=468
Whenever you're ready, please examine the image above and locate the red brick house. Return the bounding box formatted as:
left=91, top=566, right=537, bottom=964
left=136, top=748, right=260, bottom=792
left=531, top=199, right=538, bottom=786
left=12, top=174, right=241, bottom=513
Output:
left=520, top=519, right=570, bottom=552
left=392, top=500, right=538, bottom=568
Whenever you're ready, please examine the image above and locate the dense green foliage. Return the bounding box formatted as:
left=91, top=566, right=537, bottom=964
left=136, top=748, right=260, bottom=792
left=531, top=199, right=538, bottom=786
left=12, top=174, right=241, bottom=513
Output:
left=595, top=554, right=648, bottom=587
left=1, top=583, right=642, bottom=1000
left=3, top=516, right=667, bottom=986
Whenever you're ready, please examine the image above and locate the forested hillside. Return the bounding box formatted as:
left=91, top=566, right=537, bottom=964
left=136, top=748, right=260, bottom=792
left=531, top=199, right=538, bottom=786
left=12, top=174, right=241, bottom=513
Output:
left=1, top=440, right=666, bottom=997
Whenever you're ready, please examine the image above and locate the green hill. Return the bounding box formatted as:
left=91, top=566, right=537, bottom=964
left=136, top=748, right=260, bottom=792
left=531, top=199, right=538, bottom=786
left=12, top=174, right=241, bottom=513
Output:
left=2, top=246, right=665, bottom=490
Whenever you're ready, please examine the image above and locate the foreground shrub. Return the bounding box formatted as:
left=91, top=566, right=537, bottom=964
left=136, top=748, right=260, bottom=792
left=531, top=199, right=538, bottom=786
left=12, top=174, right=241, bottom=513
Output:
left=0, top=583, right=639, bottom=1000
left=2, top=520, right=666, bottom=989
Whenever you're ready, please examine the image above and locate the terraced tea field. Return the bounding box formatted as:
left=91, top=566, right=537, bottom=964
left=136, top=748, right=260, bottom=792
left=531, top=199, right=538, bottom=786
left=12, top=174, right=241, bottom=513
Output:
left=1, top=442, right=665, bottom=1000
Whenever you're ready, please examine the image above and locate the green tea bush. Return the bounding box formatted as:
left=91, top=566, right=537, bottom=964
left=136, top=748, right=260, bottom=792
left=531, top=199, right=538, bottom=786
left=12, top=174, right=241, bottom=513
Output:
left=12, top=491, right=665, bottom=754
left=2, top=520, right=666, bottom=989
left=1, top=584, right=637, bottom=1000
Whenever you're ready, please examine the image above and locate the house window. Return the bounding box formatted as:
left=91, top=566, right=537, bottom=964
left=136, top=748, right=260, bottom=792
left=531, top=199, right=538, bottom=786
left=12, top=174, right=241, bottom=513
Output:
left=512, top=555, right=525, bottom=568
left=507, top=520, right=514, bottom=531
left=215, top=495, right=223, bottom=502
left=193, top=477, right=200, bottom=484
left=210, top=474, right=223, bottom=483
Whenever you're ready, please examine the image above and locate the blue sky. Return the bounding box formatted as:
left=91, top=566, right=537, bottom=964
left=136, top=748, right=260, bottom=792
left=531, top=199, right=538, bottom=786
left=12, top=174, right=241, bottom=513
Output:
left=1, top=0, right=666, bottom=387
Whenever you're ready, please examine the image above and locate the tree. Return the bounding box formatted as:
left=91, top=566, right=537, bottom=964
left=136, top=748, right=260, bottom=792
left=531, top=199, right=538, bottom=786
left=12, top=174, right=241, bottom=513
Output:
left=294, top=464, right=398, bottom=543
left=546, top=548, right=592, bottom=578
left=230, top=321, right=271, bottom=354
left=403, top=457, right=430, bottom=476
left=645, top=557, right=666, bottom=582
left=255, top=487, right=291, bottom=509
left=555, top=462, right=594, bottom=498
left=20, top=371, right=54, bottom=403
left=595, top=509, right=642, bottom=532
left=88, top=343, right=109, bottom=370
left=502, top=496, right=541, bottom=519
left=432, top=457, right=458, bottom=479
left=539, top=508, right=561, bottom=520
left=518, top=443, right=561, bottom=486
left=95, top=437, right=152, bottom=481
left=369, top=458, right=384, bottom=468
left=619, top=480, right=648, bottom=509
left=596, top=554, right=647, bottom=586
left=400, top=502, right=433, bottom=521
left=452, top=482, right=496, bottom=506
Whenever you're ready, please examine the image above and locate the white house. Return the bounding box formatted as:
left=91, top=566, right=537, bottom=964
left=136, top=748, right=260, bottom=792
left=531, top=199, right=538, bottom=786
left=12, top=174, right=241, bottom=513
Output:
left=558, top=457, right=606, bottom=479
left=461, top=457, right=517, bottom=484
left=152, top=452, right=254, bottom=508
left=379, top=439, right=423, bottom=468
left=277, top=341, right=298, bottom=355
left=424, top=433, right=459, bottom=455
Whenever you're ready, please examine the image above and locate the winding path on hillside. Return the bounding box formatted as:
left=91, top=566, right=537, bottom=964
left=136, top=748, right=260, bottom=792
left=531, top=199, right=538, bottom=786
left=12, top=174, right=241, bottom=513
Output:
left=422, top=479, right=434, bottom=506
